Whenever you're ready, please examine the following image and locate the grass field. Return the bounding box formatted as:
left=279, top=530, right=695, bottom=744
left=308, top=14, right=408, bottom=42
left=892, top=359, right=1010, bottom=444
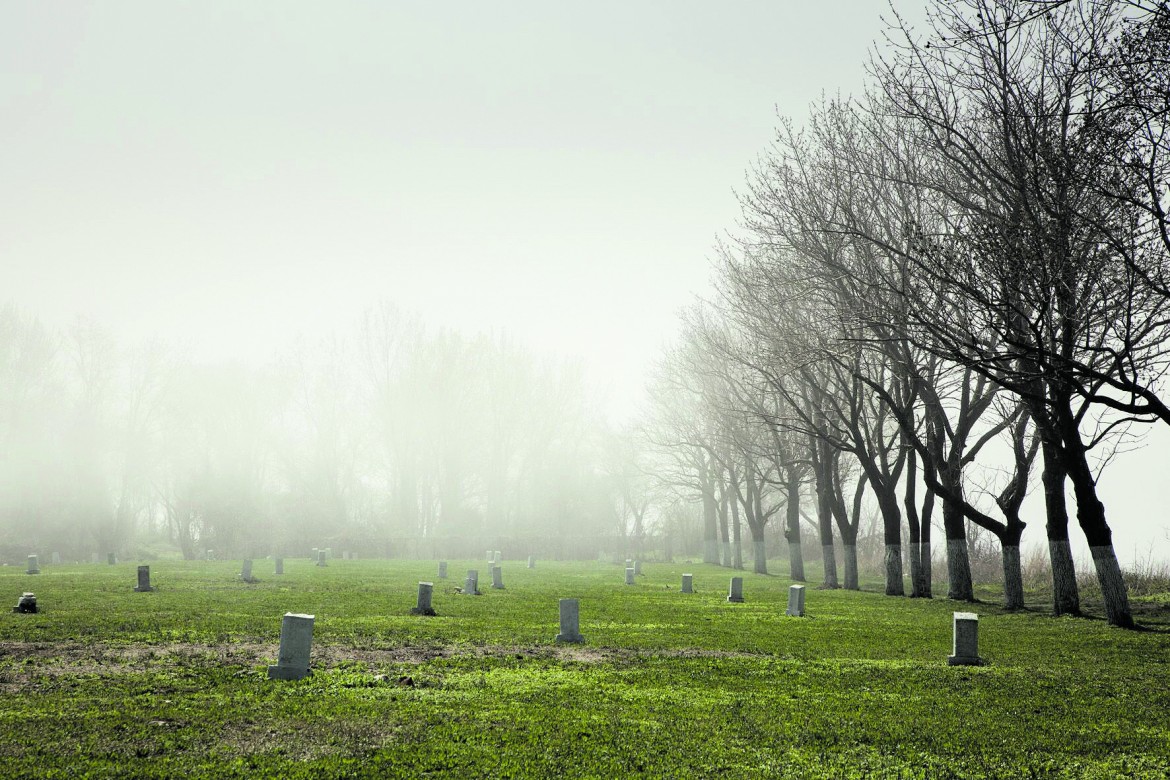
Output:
left=1, top=558, right=1168, bottom=778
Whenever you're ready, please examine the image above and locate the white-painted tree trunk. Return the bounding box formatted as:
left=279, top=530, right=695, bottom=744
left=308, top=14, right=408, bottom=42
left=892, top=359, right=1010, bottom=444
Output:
left=884, top=543, right=904, bottom=596
left=842, top=544, right=859, bottom=590
left=821, top=544, right=838, bottom=589
left=1002, top=545, right=1024, bottom=610
left=1048, top=539, right=1080, bottom=616
left=1091, top=545, right=1133, bottom=628
left=752, top=540, right=767, bottom=574
left=947, top=539, right=974, bottom=601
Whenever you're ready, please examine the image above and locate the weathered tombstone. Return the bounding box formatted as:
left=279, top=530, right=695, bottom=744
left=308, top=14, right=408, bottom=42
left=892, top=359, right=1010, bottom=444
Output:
left=625, top=558, right=633, bottom=570
left=267, top=612, right=314, bottom=680
left=311, top=547, right=318, bottom=561
left=948, top=612, right=982, bottom=666
left=316, top=550, right=327, bottom=567
left=527, top=555, right=535, bottom=570
left=727, top=577, right=744, bottom=603
left=463, top=570, right=480, bottom=595
left=633, top=560, right=642, bottom=576
left=438, top=561, right=448, bottom=579
left=241, top=559, right=257, bottom=583
left=51, top=552, right=61, bottom=565
left=12, top=592, right=37, bottom=614
left=625, top=567, right=635, bottom=586
left=134, top=565, right=153, bottom=592
left=786, top=584, right=806, bottom=617
left=555, top=598, right=584, bottom=643
left=324, top=548, right=332, bottom=559
left=90, top=553, right=99, bottom=564
left=491, top=565, right=505, bottom=589
left=681, top=573, right=693, bottom=594
left=275, top=558, right=284, bottom=575
left=107, top=553, right=117, bottom=566
left=486, top=549, right=494, bottom=563
left=206, top=549, right=215, bottom=561
left=26, top=555, right=39, bottom=575
left=411, top=581, right=436, bottom=616
left=494, top=551, right=502, bottom=564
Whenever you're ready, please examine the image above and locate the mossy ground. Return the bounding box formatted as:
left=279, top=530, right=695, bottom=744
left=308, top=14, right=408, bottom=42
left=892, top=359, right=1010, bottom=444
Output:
left=1, top=558, right=1168, bottom=778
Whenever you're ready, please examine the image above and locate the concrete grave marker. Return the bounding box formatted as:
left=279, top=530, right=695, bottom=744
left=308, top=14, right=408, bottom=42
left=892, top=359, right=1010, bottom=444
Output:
left=486, top=549, right=494, bottom=564
left=267, top=612, right=314, bottom=680
left=206, top=550, right=214, bottom=561
left=134, top=565, right=153, bottom=592
left=51, top=552, right=61, bottom=565
left=464, top=570, right=481, bottom=595
left=555, top=598, right=584, bottom=643
left=494, top=551, right=502, bottom=564
left=527, top=555, right=535, bottom=570
left=786, top=584, right=806, bottom=617
left=12, top=592, right=37, bottom=614
left=411, top=581, right=436, bottom=615
left=26, top=555, right=39, bottom=575
left=438, top=561, right=448, bottom=579
left=311, top=547, right=318, bottom=560
left=727, top=577, right=744, bottom=603
left=316, top=550, right=327, bottom=567
left=491, top=565, right=505, bottom=589
left=275, top=558, right=284, bottom=575
left=625, top=567, right=635, bottom=586
left=681, top=574, right=693, bottom=593
left=625, top=558, right=633, bottom=570
left=107, top=553, right=117, bottom=565
left=241, top=559, right=257, bottom=583
left=948, top=612, right=982, bottom=666
left=634, top=560, right=642, bottom=576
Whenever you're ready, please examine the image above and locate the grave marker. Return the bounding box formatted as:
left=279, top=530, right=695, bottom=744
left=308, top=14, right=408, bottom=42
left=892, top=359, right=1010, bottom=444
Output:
left=26, top=555, right=39, bottom=575
left=634, top=560, right=642, bottom=576
left=948, top=612, right=982, bottom=666
left=275, top=558, right=284, bottom=575
left=555, top=598, right=584, bottom=643
left=491, top=565, right=505, bottom=589
left=107, top=553, right=117, bottom=566
left=411, top=581, right=436, bottom=615
left=464, top=570, right=481, bottom=595
left=625, top=567, right=635, bottom=586
left=438, top=561, right=448, bottom=579
left=51, top=552, right=61, bottom=565
left=241, top=559, right=257, bottom=583
left=134, top=565, right=153, bottom=592
left=267, top=613, right=314, bottom=680
left=786, top=584, right=806, bottom=617
left=316, top=550, right=327, bottom=567
left=727, top=577, right=744, bottom=603
left=527, top=555, right=535, bottom=570
left=12, top=592, right=37, bottom=614
left=681, top=574, right=693, bottom=593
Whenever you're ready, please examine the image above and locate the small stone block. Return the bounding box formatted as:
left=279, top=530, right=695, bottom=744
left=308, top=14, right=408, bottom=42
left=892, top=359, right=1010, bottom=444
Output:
left=681, top=574, right=693, bottom=594
left=625, top=567, right=635, bottom=585
left=411, top=581, right=436, bottom=616
left=268, top=612, right=314, bottom=680
left=274, top=558, right=284, bottom=575
left=13, top=592, right=37, bottom=614
left=527, top=555, right=535, bottom=569
left=438, top=561, right=448, bottom=579
left=728, top=577, right=744, bottom=603
left=786, top=584, right=806, bottom=617
left=555, top=598, right=584, bottom=643
left=134, top=565, right=153, bottom=592
left=634, top=560, right=642, bottom=575
left=316, top=550, right=327, bottom=567
left=241, top=559, right=257, bottom=583
left=464, top=570, right=481, bottom=595
left=491, top=565, right=504, bottom=589
left=26, top=555, right=40, bottom=575
left=947, top=611, right=982, bottom=666
left=107, top=553, right=117, bottom=566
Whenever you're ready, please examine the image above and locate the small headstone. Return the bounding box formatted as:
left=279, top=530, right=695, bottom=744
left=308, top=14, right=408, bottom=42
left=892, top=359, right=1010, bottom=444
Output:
left=486, top=549, right=494, bottom=563
left=206, top=550, right=215, bottom=561
left=26, top=555, right=40, bottom=575
left=633, top=560, right=642, bottom=576
left=134, top=565, right=153, bottom=592
left=12, top=592, right=37, bottom=614
left=948, top=612, right=982, bottom=666
left=527, top=555, right=535, bottom=570
left=107, top=553, right=117, bottom=566
left=681, top=574, right=693, bottom=593
left=491, top=565, right=505, bottom=589
left=625, top=558, right=633, bottom=570
left=727, top=577, right=744, bottom=603
left=311, top=547, right=318, bottom=561
left=786, top=584, right=806, bottom=617
left=241, top=559, right=257, bottom=583
left=625, top=567, right=635, bottom=586
left=555, top=598, right=584, bottom=643
left=316, top=550, right=327, bottom=567
left=438, top=561, right=448, bottom=579
left=267, top=612, right=314, bottom=680
left=275, top=558, right=284, bottom=575
left=463, top=570, right=480, bottom=595
left=494, top=551, right=502, bottom=564
left=51, top=552, right=61, bottom=565
left=411, top=581, right=436, bottom=616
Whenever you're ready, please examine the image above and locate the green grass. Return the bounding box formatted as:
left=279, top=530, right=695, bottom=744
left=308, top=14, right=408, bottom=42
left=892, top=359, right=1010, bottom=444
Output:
left=1, top=558, right=1168, bottom=778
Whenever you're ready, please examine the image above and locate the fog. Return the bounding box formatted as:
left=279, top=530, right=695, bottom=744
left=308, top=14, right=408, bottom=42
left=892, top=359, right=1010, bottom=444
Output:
left=3, top=2, right=1168, bottom=569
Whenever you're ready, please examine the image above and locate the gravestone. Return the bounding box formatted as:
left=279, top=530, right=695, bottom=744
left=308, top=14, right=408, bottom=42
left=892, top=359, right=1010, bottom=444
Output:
left=316, top=550, right=327, bottom=567
left=491, top=565, right=505, bottom=589
left=311, top=547, right=318, bottom=560
left=527, top=555, right=535, bottom=570
left=681, top=573, right=693, bottom=593
left=107, top=553, right=117, bottom=566
left=494, top=551, right=502, bottom=564
left=438, top=561, right=448, bottom=579
left=12, top=592, right=37, bottom=614
left=625, top=567, right=635, bottom=586
left=134, top=565, right=153, bottom=592
left=267, top=613, right=314, bottom=680
left=625, top=558, right=633, bottom=570
left=634, top=560, right=642, bottom=576
left=206, top=550, right=214, bottom=561
left=51, top=552, right=61, bottom=565
left=464, top=570, right=481, bottom=595
left=786, top=584, right=806, bottom=617
left=727, top=577, right=744, bottom=603
left=411, top=581, right=436, bottom=616
left=555, top=598, right=584, bottom=643
left=948, top=612, right=982, bottom=666
left=486, top=549, right=494, bottom=563
left=241, top=559, right=257, bottom=583
left=26, top=555, right=39, bottom=575
left=275, top=558, right=284, bottom=575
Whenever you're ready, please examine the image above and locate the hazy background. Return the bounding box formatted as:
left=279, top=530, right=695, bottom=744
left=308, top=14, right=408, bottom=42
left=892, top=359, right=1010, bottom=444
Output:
left=3, top=1, right=1167, bottom=563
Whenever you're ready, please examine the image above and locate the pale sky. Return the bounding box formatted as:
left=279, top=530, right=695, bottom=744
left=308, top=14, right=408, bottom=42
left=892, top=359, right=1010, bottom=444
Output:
left=3, top=1, right=1167, bottom=564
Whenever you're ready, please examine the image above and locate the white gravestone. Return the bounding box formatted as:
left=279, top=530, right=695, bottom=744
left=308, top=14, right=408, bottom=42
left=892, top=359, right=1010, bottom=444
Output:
left=438, top=561, right=448, bottom=579
left=241, top=559, right=257, bottom=583
left=681, top=574, right=693, bottom=594
left=268, top=613, right=314, bottom=680
left=411, top=581, right=437, bottom=616
left=206, top=550, right=214, bottom=561
left=51, top=552, right=61, bottom=565
left=555, top=598, right=584, bottom=643
left=464, top=570, right=480, bottom=595
left=26, top=555, right=39, bottom=575
left=316, top=550, right=327, bottom=567
left=275, top=558, right=284, bottom=575
left=107, top=553, right=117, bottom=566
left=527, top=555, right=535, bottom=570
left=727, top=577, right=744, bottom=603
left=948, top=612, right=982, bottom=666
left=494, top=551, right=502, bottom=564
left=134, top=565, right=153, bottom=592
left=634, top=560, right=642, bottom=576
left=625, top=567, right=635, bottom=586
left=491, top=565, right=505, bottom=589
left=786, top=584, right=806, bottom=617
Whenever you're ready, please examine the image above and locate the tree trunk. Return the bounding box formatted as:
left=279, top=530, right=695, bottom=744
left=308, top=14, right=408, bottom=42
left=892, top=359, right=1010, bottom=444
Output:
left=885, top=543, right=903, bottom=595
left=842, top=543, right=859, bottom=590
left=1041, top=440, right=1080, bottom=615
left=730, top=488, right=744, bottom=570
left=1002, top=543, right=1024, bottom=610
left=815, top=467, right=838, bottom=588
left=785, top=473, right=805, bottom=581
left=904, top=450, right=925, bottom=597
left=702, top=479, right=719, bottom=565
left=938, top=466, right=974, bottom=601
left=752, top=538, right=767, bottom=575
left=718, top=488, right=732, bottom=568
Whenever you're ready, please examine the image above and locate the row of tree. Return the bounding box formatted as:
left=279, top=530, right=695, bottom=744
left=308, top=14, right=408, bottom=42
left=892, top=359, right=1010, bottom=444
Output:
left=644, top=0, right=1169, bottom=628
